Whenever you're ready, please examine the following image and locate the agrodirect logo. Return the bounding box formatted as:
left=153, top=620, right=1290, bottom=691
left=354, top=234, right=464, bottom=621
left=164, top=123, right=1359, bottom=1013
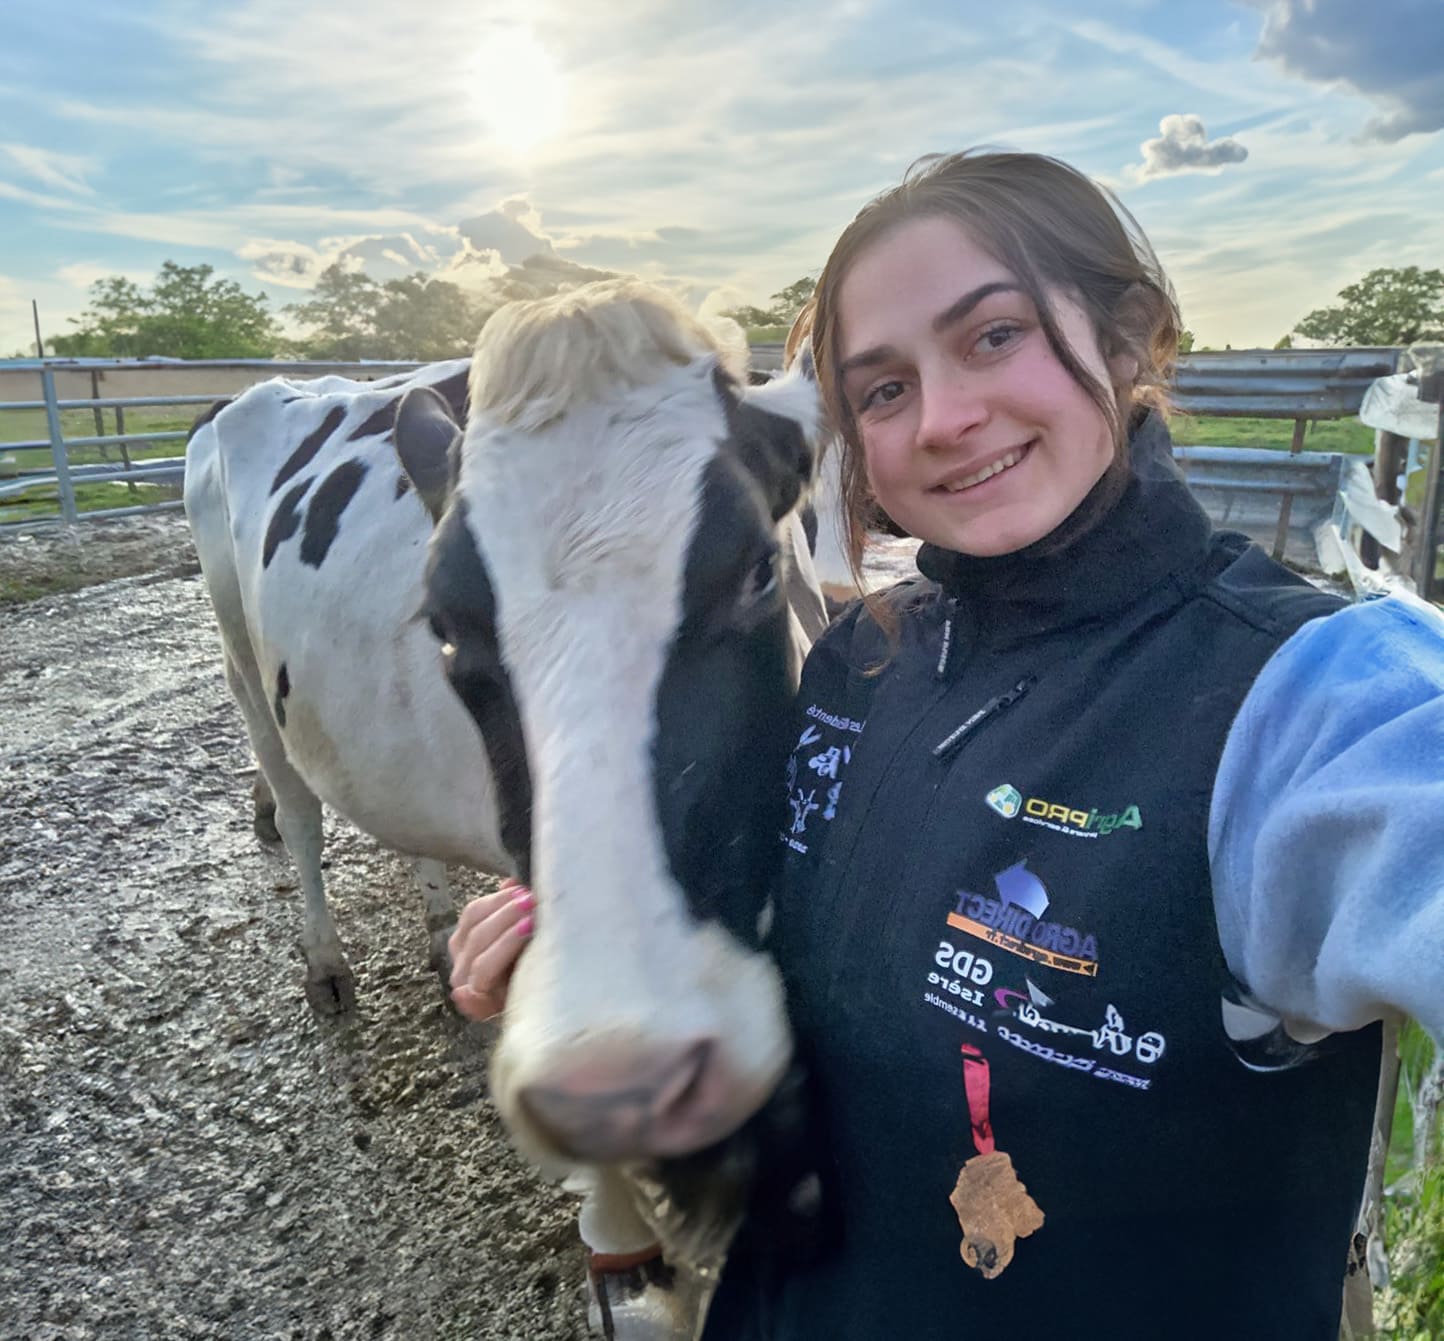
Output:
left=984, top=783, right=1141, bottom=838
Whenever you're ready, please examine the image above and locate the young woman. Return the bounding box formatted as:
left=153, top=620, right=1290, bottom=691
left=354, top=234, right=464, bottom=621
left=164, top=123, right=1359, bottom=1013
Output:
left=452, top=151, right=1444, bottom=1340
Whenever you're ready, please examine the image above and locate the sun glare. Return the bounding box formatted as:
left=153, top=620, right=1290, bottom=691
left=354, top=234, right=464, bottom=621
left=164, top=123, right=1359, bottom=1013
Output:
left=470, top=29, right=566, bottom=156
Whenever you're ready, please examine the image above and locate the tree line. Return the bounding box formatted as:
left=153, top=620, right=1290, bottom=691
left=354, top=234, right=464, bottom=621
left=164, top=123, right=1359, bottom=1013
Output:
left=25, top=261, right=1444, bottom=362
left=40, top=261, right=488, bottom=362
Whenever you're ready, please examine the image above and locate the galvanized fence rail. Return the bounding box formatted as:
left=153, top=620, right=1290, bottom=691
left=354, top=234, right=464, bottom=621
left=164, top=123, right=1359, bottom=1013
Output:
left=3, top=349, right=1437, bottom=596
left=0, top=358, right=422, bottom=531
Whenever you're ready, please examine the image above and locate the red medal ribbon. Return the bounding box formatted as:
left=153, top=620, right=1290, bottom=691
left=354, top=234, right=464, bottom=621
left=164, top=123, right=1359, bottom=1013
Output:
left=960, top=1043, right=995, bottom=1155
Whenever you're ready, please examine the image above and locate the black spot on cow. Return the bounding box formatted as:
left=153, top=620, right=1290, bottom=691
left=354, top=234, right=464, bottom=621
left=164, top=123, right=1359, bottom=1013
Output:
left=188, top=398, right=232, bottom=441
left=424, top=499, right=532, bottom=881
left=271, top=405, right=346, bottom=496
left=652, top=454, right=793, bottom=944
left=711, top=367, right=810, bottom=521
left=395, top=474, right=412, bottom=500
left=432, top=369, right=470, bottom=427
left=263, top=478, right=312, bottom=568
left=279, top=394, right=306, bottom=405
left=347, top=400, right=398, bottom=442
left=300, top=458, right=369, bottom=567
left=274, top=663, right=290, bottom=728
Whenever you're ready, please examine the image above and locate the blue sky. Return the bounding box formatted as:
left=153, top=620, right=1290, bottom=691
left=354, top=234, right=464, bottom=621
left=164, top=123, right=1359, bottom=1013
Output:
left=3, top=0, right=1442, bottom=357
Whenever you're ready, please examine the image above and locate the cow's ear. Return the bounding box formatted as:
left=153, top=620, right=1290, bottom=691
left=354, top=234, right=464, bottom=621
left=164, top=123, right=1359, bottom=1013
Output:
left=394, top=385, right=461, bottom=523
left=719, top=361, right=821, bottom=522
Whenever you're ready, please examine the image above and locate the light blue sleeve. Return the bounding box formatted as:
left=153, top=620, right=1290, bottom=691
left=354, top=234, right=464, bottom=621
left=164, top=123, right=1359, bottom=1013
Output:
left=1208, top=595, right=1444, bottom=1045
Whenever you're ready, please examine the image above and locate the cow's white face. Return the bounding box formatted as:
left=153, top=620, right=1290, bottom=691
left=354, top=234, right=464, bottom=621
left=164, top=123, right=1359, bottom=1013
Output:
left=398, top=326, right=821, bottom=1173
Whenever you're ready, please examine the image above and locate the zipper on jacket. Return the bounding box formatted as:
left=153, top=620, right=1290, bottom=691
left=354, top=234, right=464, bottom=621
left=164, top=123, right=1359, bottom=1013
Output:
left=935, top=597, right=959, bottom=679
left=931, top=675, right=1036, bottom=759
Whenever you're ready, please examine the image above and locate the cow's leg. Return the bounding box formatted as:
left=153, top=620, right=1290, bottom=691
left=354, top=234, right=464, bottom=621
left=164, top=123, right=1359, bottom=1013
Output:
left=252, top=771, right=281, bottom=844
left=415, top=858, right=455, bottom=981
left=223, top=654, right=355, bottom=1015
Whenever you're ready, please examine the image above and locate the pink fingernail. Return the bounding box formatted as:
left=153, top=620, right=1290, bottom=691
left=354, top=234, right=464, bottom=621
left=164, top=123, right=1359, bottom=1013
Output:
left=515, top=915, right=535, bottom=938
left=512, top=891, right=536, bottom=912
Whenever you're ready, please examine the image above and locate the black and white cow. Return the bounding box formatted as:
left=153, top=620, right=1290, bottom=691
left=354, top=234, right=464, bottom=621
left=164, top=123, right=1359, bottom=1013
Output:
left=185, top=282, right=831, bottom=1259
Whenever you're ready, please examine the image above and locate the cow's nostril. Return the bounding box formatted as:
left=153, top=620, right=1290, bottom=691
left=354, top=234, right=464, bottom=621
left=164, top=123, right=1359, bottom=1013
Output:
left=519, top=1040, right=722, bottom=1162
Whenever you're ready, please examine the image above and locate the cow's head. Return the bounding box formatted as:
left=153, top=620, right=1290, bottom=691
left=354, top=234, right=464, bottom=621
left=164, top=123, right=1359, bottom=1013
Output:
left=394, top=282, right=821, bottom=1194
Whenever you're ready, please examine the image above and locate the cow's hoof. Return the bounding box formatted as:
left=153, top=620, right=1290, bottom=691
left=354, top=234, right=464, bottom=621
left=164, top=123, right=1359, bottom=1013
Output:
left=305, top=966, right=357, bottom=1015
left=253, top=808, right=282, bottom=844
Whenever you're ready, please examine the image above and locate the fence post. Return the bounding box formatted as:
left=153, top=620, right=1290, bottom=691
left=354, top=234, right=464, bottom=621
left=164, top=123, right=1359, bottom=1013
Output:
left=1271, top=417, right=1307, bottom=560
left=1414, top=369, right=1443, bottom=602
left=40, top=364, right=79, bottom=527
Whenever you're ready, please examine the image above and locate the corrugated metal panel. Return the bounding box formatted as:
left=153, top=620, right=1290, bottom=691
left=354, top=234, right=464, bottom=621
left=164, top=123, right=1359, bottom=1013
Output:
left=1172, top=446, right=1345, bottom=566
left=1173, top=349, right=1400, bottom=418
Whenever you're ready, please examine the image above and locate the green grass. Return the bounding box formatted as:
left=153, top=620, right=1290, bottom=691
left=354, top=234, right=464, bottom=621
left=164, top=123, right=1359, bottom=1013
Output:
left=1, top=406, right=192, bottom=524
left=1379, top=1024, right=1444, bottom=1338
left=1171, top=414, right=1376, bottom=455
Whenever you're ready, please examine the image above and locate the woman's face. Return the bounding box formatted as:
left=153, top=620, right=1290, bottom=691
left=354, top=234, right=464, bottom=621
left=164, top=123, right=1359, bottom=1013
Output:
left=835, top=215, right=1123, bottom=558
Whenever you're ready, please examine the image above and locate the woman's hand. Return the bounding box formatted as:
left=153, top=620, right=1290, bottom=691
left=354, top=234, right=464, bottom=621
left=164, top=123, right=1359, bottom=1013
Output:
left=448, top=878, right=535, bottom=1021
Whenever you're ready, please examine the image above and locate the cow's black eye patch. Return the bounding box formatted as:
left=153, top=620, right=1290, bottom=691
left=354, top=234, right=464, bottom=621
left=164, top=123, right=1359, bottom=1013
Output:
left=679, top=456, right=777, bottom=640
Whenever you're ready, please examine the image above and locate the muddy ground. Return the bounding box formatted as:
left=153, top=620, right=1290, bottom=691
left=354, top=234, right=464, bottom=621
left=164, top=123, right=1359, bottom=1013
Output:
left=0, top=517, right=590, bottom=1340
left=0, top=514, right=926, bottom=1341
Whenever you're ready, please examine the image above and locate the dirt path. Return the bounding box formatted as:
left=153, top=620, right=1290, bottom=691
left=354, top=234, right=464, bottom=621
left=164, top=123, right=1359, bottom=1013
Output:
left=0, top=563, right=589, bottom=1340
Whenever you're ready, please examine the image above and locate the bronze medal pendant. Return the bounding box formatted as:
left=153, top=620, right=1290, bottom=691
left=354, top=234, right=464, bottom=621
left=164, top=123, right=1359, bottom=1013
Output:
left=949, top=1044, right=1044, bottom=1279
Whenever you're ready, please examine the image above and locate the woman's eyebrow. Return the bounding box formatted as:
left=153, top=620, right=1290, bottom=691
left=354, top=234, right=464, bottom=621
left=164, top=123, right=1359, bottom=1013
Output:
left=837, top=281, right=1022, bottom=380
left=932, top=281, right=1021, bottom=334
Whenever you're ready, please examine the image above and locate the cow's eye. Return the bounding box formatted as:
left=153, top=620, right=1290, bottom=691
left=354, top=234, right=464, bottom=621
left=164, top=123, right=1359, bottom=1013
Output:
left=739, top=548, right=778, bottom=612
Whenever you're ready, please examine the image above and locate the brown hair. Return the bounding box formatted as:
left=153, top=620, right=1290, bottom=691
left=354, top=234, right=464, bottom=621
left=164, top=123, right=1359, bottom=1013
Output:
left=809, top=149, right=1181, bottom=596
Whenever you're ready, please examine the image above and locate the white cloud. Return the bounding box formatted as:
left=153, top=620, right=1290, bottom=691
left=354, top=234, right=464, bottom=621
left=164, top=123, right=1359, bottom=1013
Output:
left=54, top=261, right=152, bottom=291
left=0, top=178, right=88, bottom=211
left=0, top=143, right=96, bottom=195
left=1132, top=114, right=1249, bottom=181
left=1068, top=18, right=1294, bottom=111
left=236, top=239, right=332, bottom=289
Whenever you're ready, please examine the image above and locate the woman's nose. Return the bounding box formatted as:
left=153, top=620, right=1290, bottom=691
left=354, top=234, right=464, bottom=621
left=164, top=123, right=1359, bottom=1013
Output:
left=916, top=374, right=987, bottom=451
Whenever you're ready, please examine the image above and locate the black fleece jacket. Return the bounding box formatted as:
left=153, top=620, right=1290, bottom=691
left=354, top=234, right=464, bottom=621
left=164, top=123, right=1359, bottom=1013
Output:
left=706, top=416, right=1379, bottom=1341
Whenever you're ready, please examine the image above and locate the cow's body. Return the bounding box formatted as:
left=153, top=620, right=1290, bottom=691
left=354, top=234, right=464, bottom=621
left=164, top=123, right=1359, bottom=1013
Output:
left=185, top=283, right=830, bottom=1278
left=187, top=361, right=508, bottom=864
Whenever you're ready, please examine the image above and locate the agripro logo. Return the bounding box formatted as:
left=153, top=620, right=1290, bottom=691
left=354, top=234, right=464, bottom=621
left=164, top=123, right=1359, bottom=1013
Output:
left=985, top=783, right=1141, bottom=839
left=985, top=784, right=1022, bottom=819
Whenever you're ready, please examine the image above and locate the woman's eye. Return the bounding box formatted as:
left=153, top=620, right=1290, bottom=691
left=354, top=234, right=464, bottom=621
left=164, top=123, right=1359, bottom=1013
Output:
left=976, top=323, right=1021, bottom=355
left=860, top=379, right=906, bottom=412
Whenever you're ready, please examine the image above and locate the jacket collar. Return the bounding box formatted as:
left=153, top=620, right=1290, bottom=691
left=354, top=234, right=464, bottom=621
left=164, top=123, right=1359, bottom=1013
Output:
left=914, top=412, right=1212, bottom=641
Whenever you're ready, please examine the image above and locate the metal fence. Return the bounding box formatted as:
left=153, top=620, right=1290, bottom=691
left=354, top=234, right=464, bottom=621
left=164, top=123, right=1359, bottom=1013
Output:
left=0, top=359, right=422, bottom=531
left=1, top=349, right=1435, bottom=597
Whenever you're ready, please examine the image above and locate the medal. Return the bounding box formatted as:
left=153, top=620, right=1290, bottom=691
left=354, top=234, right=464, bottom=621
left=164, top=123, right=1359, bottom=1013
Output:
left=949, top=1043, right=1044, bottom=1279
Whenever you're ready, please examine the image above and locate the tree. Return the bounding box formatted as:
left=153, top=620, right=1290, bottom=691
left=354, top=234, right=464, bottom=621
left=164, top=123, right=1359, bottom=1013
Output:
left=721, top=304, right=783, bottom=330
left=1177, top=329, right=1195, bottom=354
left=51, top=262, right=279, bottom=358
left=768, top=276, right=815, bottom=325
left=372, top=274, right=482, bottom=361
left=286, top=265, right=483, bottom=360
left=284, top=265, right=385, bottom=360
left=722, top=275, right=817, bottom=331
left=1293, top=266, right=1444, bottom=347
left=1273, top=334, right=1293, bottom=350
